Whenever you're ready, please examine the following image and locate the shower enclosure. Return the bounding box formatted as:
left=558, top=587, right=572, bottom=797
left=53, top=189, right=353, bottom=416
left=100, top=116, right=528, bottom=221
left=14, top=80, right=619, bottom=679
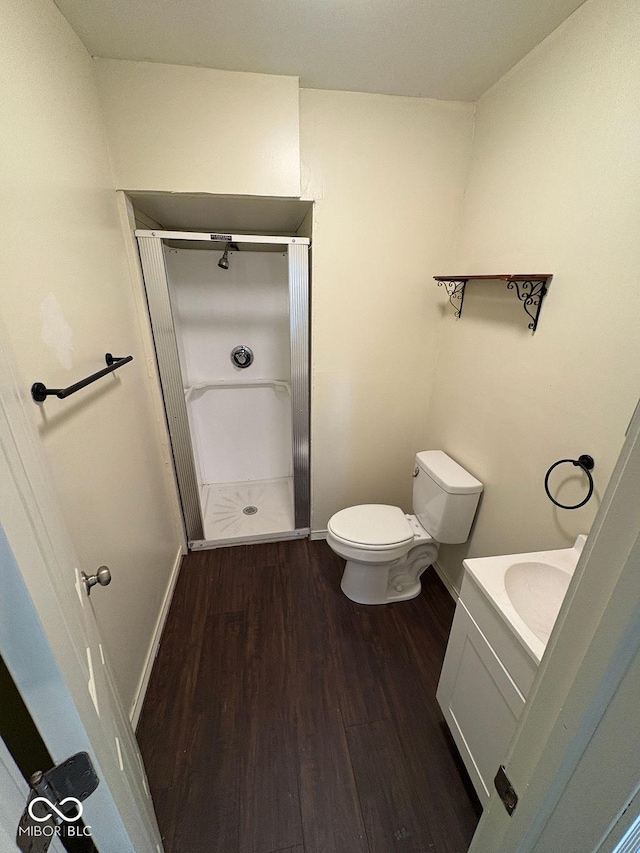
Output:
left=136, top=230, right=310, bottom=548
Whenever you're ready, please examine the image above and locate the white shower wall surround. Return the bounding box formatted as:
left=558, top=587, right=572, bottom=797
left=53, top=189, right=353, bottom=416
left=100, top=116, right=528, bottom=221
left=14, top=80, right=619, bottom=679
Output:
left=166, top=247, right=292, bottom=481
left=165, top=248, right=290, bottom=385
left=137, top=230, right=310, bottom=545
left=164, top=246, right=294, bottom=540
left=188, top=386, right=292, bottom=483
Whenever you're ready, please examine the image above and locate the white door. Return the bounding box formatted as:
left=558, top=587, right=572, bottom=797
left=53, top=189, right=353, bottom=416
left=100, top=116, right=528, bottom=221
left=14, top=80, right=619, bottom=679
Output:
left=0, top=335, right=162, bottom=852
left=469, top=401, right=640, bottom=853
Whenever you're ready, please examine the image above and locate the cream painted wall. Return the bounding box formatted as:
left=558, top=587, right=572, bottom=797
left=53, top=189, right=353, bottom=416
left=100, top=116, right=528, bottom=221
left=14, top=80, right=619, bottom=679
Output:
left=93, top=59, right=300, bottom=197
left=0, top=0, right=183, bottom=710
left=424, top=0, right=640, bottom=591
left=299, top=90, right=475, bottom=530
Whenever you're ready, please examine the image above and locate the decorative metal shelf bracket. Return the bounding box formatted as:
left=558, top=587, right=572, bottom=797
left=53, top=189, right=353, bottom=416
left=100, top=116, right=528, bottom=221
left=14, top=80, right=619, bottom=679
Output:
left=506, top=278, right=548, bottom=333
left=434, top=274, right=552, bottom=333
left=436, top=278, right=468, bottom=318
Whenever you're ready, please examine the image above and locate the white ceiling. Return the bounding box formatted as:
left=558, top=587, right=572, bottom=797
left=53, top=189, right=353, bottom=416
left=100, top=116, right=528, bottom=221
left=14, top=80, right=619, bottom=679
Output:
left=56, top=0, right=585, bottom=101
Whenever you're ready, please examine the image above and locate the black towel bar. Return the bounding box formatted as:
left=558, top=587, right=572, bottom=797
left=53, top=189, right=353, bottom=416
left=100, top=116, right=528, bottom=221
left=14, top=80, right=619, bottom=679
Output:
left=31, top=353, right=133, bottom=403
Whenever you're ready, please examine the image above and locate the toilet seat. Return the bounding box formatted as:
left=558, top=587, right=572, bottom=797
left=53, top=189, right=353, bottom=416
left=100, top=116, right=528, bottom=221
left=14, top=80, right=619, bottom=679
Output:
left=328, top=504, right=414, bottom=550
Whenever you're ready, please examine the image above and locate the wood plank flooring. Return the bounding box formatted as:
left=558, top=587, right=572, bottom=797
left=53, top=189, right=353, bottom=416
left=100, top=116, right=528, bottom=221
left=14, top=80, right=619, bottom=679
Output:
left=137, top=540, right=481, bottom=853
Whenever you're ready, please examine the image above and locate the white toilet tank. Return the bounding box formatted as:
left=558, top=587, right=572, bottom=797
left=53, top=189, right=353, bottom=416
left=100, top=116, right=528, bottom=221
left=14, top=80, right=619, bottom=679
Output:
left=413, top=451, right=483, bottom=544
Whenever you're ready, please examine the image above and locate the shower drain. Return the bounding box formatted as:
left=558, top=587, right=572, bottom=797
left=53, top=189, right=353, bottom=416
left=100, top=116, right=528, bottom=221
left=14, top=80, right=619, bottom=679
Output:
left=242, top=505, right=258, bottom=515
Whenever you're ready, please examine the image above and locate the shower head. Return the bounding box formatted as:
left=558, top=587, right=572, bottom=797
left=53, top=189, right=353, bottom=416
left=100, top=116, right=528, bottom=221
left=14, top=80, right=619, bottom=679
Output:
left=217, top=242, right=239, bottom=270
left=218, top=243, right=230, bottom=270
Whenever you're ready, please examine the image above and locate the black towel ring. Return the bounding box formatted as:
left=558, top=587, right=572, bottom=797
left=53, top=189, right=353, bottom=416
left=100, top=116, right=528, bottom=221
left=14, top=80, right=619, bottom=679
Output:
left=544, top=455, right=595, bottom=510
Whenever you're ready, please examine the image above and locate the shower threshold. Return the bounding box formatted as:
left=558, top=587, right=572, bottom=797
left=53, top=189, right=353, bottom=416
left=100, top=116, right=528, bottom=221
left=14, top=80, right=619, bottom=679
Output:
left=194, top=477, right=301, bottom=548
left=190, top=528, right=309, bottom=551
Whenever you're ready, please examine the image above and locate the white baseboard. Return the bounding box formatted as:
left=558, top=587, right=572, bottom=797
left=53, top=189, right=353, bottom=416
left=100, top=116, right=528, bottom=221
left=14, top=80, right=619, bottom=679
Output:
left=432, top=559, right=459, bottom=602
left=309, top=529, right=327, bottom=540
left=130, top=546, right=183, bottom=729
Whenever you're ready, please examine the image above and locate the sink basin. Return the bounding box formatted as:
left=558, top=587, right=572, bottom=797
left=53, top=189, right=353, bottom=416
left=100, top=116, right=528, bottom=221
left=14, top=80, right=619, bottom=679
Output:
left=463, top=535, right=586, bottom=662
left=505, top=561, right=572, bottom=644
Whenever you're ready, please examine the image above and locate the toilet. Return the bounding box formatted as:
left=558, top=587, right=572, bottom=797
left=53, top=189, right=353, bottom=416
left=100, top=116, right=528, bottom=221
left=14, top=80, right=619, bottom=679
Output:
left=327, top=451, right=483, bottom=604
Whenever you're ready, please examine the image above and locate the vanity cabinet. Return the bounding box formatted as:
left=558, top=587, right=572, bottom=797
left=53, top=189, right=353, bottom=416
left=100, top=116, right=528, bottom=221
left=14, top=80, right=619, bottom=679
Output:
left=436, top=573, right=538, bottom=806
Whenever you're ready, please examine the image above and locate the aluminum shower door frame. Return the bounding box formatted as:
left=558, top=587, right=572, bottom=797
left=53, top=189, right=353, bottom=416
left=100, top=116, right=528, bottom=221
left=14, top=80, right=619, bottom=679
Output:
left=135, top=230, right=311, bottom=544
left=287, top=241, right=311, bottom=530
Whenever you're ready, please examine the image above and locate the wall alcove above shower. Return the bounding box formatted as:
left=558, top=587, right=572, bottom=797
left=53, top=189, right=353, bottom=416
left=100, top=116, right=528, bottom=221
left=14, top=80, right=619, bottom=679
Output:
left=131, top=192, right=312, bottom=550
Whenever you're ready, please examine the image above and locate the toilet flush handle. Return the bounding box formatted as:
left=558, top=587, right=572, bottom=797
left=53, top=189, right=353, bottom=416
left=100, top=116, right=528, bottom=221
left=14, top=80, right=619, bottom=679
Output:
left=413, top=466, right=420, bottom=477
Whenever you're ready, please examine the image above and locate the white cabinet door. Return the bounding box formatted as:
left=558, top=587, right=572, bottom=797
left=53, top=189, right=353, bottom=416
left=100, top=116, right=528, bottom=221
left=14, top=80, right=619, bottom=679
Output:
left=437, top=600, right=526, bottom=806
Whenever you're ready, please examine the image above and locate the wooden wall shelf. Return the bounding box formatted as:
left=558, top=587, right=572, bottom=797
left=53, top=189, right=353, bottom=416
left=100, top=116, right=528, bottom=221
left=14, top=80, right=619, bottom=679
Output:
left=433, top=274, right=553, bottom=333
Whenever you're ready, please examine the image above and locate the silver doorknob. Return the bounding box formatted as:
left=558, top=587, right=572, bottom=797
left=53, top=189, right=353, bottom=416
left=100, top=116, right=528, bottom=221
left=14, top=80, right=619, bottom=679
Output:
left=81, top=566, right=111, bottom=596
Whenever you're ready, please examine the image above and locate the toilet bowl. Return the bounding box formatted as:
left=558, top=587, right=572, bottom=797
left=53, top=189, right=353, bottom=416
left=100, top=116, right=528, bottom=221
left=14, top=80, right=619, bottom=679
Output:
left=327, top=451, right=483, bottom=605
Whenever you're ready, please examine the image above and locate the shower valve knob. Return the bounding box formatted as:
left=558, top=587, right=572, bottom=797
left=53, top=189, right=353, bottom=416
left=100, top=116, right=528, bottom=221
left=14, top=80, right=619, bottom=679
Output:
left=231, top=345, right=254, bottom=369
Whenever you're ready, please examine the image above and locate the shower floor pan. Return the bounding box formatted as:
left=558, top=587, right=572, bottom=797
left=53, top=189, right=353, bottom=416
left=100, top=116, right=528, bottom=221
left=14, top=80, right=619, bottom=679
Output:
left=194, top=477, right=298, bottom=547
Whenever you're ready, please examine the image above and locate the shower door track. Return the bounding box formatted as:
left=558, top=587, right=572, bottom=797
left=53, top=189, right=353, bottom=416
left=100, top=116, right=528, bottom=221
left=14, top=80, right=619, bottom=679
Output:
left=135, top=229, right=310, bottom=547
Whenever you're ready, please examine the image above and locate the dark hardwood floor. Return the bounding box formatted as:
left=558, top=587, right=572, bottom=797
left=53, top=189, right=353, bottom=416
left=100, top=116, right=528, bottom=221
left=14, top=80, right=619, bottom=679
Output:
left=137, top=539, right=481, bottom=853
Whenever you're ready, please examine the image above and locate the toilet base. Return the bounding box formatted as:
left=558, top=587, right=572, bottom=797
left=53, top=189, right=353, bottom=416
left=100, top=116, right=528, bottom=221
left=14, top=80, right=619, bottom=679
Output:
left=340, top=561, right=421, bottom=604
left=339, top=541, right=439, bottom=605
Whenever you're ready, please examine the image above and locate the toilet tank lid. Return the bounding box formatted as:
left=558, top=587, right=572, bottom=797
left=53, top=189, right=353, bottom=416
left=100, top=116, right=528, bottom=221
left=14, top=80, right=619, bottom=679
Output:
left=416, top=451, right=483, bottom=495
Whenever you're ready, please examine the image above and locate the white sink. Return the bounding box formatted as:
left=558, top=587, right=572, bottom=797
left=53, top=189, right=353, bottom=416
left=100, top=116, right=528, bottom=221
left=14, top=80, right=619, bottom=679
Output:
left=505, top=561, right=572, bottom=644
left=463, top=535, right=586, bottom=662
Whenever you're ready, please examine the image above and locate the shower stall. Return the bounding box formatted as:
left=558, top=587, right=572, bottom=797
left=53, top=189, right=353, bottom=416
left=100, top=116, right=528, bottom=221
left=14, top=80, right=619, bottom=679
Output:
left=136, top=230, right=310, bottom=548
